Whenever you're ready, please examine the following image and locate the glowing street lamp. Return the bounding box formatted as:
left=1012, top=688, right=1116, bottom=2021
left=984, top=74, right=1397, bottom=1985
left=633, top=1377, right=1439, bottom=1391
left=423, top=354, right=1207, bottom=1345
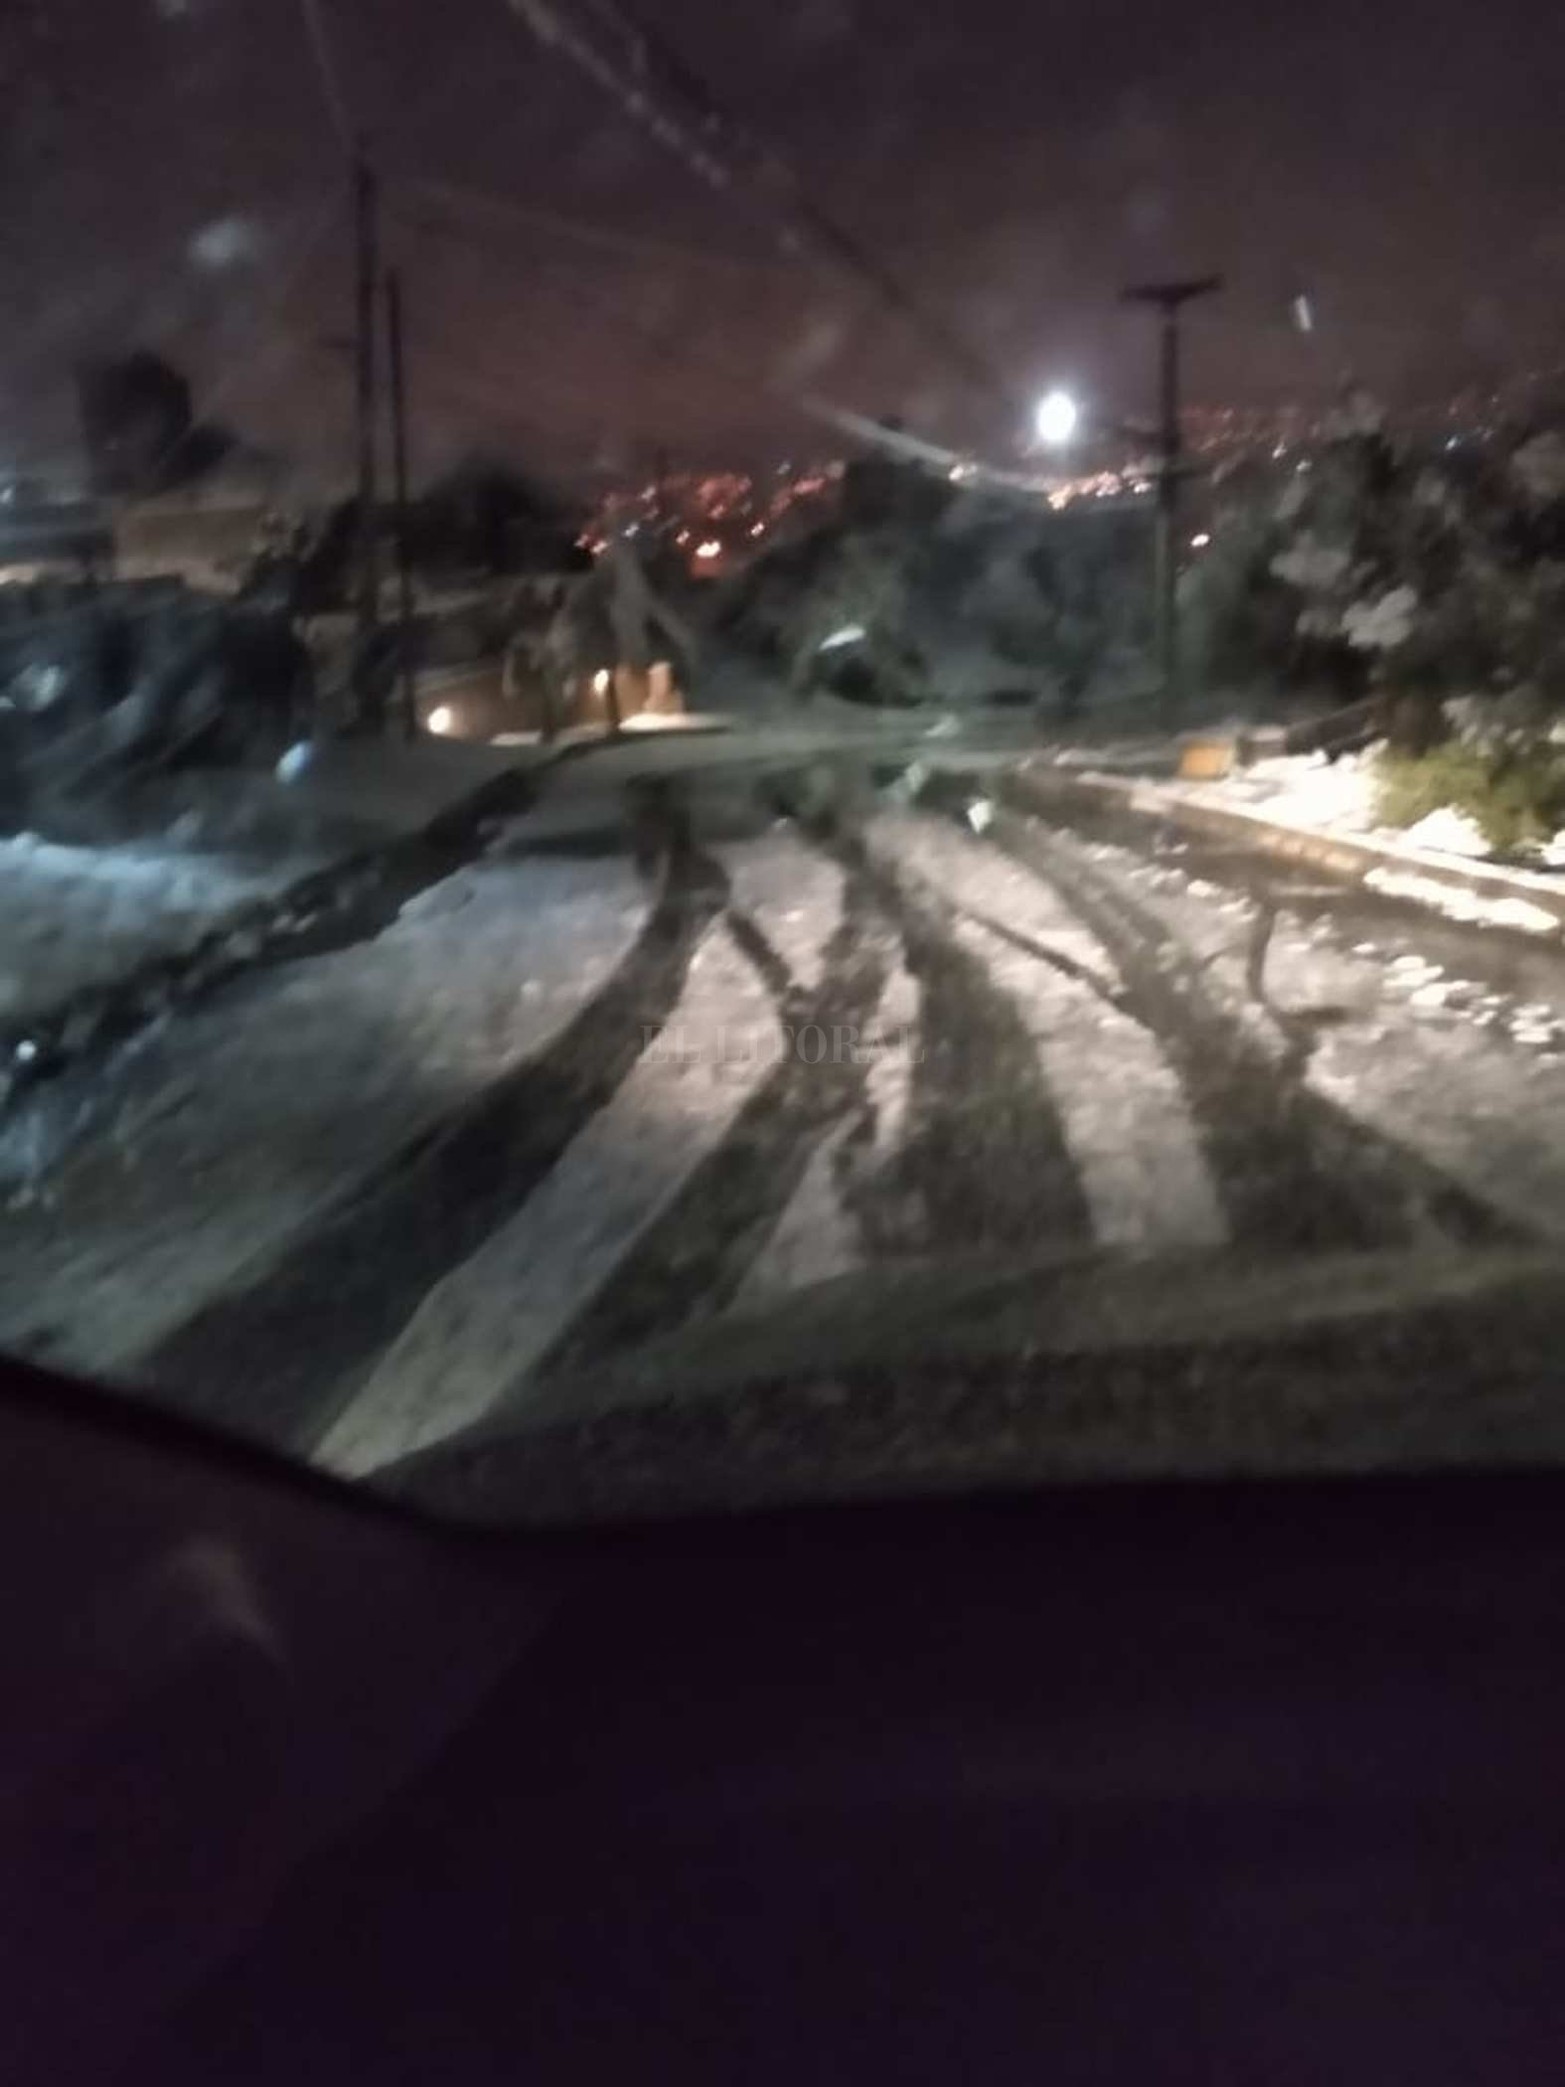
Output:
left=1034, top=389, right=1080, bottom=448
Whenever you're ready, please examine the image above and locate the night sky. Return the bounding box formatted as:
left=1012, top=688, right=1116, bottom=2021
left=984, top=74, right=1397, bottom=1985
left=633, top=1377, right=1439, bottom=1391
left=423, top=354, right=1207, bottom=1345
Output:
left=4, top=0, right=1562, bottom=488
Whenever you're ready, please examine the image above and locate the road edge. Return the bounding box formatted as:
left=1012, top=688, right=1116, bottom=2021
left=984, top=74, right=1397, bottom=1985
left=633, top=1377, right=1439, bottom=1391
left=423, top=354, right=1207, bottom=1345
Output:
left=1012, top=761, right=1565, bottom=941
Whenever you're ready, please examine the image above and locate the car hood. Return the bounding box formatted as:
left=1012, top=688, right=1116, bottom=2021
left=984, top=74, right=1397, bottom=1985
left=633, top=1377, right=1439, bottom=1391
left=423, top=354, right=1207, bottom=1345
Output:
left=376, top=1243, right=1565, bottom=1527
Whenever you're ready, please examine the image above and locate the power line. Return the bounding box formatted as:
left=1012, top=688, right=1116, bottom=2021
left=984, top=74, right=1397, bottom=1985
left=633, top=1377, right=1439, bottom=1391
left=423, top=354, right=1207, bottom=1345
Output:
left=402, top=173, right=783, bottom=277
left=504, top=0, right=1019, bottom=414
left=387, top=200, right=807, bottom=414
left=296, top=0, right=354, bottom=154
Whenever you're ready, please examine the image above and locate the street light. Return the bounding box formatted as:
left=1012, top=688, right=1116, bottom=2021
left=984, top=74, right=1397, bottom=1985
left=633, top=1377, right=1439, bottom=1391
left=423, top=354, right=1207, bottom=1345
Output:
left=1034, top=389, right=1080, bottom=448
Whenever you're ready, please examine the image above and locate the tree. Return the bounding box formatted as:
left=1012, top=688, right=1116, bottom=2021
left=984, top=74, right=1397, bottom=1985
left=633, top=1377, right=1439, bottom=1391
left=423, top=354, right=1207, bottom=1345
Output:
left=76, top=350, right=233, bottom=498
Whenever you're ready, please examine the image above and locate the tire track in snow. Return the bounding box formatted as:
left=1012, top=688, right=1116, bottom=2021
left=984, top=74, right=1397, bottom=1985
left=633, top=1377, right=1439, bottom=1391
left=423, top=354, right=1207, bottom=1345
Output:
left=865, top=811, right=1225, bottom=1252
left=734, top=948, right=922, bottom=1303
left=2, top=855, right=649, bottom=1373
left=316, top=919, right=782, bottom=1475
left=528, top=856, right=883, bottom=1380
left=315, top=833, right=851, bottom=1471
left=140, top=826, right=728, bottom=1451
left=989, top=779, right=1523, bottom=1251
left=849, top=838, right=1096, bottom=1260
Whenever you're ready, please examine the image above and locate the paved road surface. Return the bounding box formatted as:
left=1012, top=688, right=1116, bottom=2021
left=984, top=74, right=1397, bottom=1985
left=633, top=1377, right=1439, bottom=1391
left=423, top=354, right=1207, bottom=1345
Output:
left=6, top=742, right=1565, bottom=1475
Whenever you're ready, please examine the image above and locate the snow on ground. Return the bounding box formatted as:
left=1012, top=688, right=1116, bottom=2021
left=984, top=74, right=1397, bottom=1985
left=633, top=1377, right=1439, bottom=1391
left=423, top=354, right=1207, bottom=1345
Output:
left=1174, top=748, right=1565, bottom=930
left=320, top=919, right=779, bottom=1475
left=736, top=949, right=923, bottom=1304
left=1210, top=750, right=1383, bottom=836
left=866, top=812, right=1227, bottom=1250
left=0, top=832, right=318, bottom=1020
left=953, top=913, right=1228, bottom=1249
left=0, top=854, right=648, bottom=1371
left=732, top=1119, right=860, bottom=1303
left=320, top=830, right=856, bottom=1474
left=1080, top=833, right=1565, bottom=1238
left=1362, top=866, right=1560, bottom=934
left=869, top=808, right=1115, bottom=986
left=725, top=830, right=846, bottom=993
left=1195, top=751, right=1499, bottom=866
left=1398, top=806, right=1491, bottom=857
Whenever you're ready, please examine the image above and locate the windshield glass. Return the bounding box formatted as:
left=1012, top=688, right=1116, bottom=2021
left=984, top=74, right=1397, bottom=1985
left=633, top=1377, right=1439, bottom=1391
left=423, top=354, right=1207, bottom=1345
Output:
left=7, top=0, right=1565, bottom=1521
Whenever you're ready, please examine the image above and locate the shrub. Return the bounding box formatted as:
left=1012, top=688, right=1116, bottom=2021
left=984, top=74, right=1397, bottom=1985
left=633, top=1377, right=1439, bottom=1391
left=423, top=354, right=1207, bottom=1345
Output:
left=1375, top=740, right=1565, bottom=852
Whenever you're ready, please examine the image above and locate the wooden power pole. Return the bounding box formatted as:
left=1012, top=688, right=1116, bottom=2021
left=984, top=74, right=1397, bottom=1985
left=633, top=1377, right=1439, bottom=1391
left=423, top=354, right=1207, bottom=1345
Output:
left=1122, top=275, right=1223, bottom=719
left=385, top=268, right=418, bottom=741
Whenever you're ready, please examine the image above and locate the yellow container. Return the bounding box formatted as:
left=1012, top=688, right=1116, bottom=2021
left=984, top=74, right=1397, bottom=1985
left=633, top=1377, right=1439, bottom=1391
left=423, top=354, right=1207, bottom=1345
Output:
left=1177, top=735, right=1237, bottom=781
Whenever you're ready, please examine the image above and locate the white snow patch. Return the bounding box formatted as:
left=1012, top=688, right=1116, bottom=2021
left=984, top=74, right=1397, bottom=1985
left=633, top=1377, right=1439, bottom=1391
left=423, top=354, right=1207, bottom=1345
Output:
left=1209, top=751, right=1381, bottom=836
left=735, top=1120, right=860, bottom=1304
left=320, top=917, right=780, bottom=1476
left=0, top=856, right=648, bottom=1368
left=737, top=950, right=923, bottom=1304
left=866, top=811, right=1225, bottom=1250
left=957, top=915, right=1227, bottom=1251
left=1364, top=868, right=1558, bottom=934
left=866, top=809, right=1115, bottom=989
left=1400, top=806, right=1491, bottom=858
left=1088, top=834, right=1565, bottom=1239
left=725, top=831, right=846, bottom=994
left=1188, top=751, right=1549, bottom=881
left=0, top=834, right=296, bottom=1018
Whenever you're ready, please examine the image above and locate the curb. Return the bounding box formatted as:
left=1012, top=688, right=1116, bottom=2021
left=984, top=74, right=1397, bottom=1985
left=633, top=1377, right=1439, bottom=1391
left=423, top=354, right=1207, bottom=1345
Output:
left=1009, top=762, right=1565, bottom=941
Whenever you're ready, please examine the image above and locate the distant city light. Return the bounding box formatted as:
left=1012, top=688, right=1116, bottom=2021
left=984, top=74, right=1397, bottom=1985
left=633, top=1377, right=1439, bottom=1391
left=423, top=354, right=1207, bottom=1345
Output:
left=1191, top=532, right=1212, bottom=549
left=750, top=522, right=765, bottom=536
left=592, top=669, right=611, bottom=695
left=694, top=539, right=722, bottom=561
left=1034, top=389, right=1080, bottom=447
left=427, top=705, right=455, bottom=736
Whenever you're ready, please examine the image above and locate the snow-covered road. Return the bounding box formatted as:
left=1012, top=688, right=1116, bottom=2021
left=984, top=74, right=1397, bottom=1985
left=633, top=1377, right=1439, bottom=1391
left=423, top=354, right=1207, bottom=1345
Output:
left=0, top=829, right=323, bottom=1021
left=0, top=855, right=647, bottom=1368
left=10, top=756, right=1565, bottom=1474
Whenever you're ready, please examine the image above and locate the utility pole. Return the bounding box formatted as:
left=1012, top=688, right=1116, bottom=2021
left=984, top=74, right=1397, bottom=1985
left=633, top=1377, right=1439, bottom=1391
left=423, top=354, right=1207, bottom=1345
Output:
left=352, top=145, right=382, bottom=728
left=652, top=444, right=670, bottom=540
left=1122, top=275, right=1223, bottom=719
left=385, top=267, right=418, bottom=742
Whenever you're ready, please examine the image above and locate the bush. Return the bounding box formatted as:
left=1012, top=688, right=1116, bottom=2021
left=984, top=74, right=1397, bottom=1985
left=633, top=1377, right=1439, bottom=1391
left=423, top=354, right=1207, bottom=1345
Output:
left=1375, top=740, right=1565, bottom=851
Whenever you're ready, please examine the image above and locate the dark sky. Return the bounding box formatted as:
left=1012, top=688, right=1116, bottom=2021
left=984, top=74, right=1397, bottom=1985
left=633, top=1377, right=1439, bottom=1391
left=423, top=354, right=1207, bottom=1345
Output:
left=4, top=0, right=1562, bottom=489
